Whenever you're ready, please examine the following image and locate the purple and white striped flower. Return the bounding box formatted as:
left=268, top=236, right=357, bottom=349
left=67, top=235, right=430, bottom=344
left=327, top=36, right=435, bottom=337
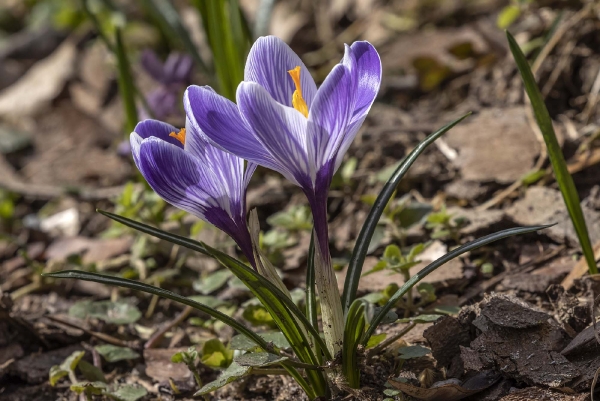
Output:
left=130, top=118, right=256, bottom=265
left=184, top=36, right=381, bottom=354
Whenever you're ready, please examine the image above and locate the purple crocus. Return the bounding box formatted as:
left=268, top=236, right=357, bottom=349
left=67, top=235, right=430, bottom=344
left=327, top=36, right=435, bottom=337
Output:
left=130, top=117, right=256, bottom=265
left=140, top=50, right=194, bottom=120
left=184, top=36, right=381, bottom=354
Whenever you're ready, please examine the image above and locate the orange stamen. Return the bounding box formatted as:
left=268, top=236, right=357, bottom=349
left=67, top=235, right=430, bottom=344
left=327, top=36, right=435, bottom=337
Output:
left=169, top=128, right=186, bottom=145
left=287, top=66, right=309, bottom=118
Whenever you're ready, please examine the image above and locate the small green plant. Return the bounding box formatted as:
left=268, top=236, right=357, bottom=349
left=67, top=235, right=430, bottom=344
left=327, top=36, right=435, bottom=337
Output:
left=49, top=349, right=147, bottom=401
left=425, top=205, right=467, bottom=243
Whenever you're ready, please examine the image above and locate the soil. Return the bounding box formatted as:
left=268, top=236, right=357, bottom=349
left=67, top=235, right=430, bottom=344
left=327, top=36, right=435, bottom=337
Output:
left=1, top=1, right=600, bottom=400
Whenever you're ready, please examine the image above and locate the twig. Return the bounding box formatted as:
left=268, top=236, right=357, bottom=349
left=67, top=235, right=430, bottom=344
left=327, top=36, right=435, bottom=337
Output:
left=45, top=315, right=132, bottom=348
left=145, top=305, right=193, bottom=349
left=367, top=322, right=417, bottom=358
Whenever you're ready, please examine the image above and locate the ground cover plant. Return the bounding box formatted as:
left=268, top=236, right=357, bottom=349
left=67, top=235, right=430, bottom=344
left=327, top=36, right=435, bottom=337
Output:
left=1, top=1, right=600, bottom=401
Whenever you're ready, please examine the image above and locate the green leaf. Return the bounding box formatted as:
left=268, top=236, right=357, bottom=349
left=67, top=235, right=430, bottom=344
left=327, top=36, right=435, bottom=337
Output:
left=507, top=31, right=597, bottom=275
left=342, top=113, right=471, bottom=313
left=114, top=28, right=137, bottom=134
left=202, top=243, right=330, bottom=361
left=201, top=244, right=328, bottom=397
left=69, top=300, right=141, bottom=325
left=202, top=338, right=233, bottom=368
left=106, top=385, right=147, bottom=401
left=398, top=345, right=431, bottom=359
left=94, top=344, right=140, bottom=363
left=49, top=365, right=69, bottom=387
left=49, top=350, right=86, bottom=386
left=396, top=203, right=433, bottom=228
left=383, top=245, right=402, bottom=263
left=193, top=0, right=251, bottom=100
left=342, top=299, right=366, bottom=389
left=43, top=270, right=272, bottom=352
left=362, top=224, right=552, bottom=343
left=187, top=295, right=230, bottom=309
left=497, top=5, right=521, bottom=29
left=305, top=233, right=321, bottom=364
left=78, top=360, right=106, bottom=383
left=366, top=333, right=387, bottom=349
left=193, top=269, right=233, bottom=295
left=235, top=352, right=288, bottom=367
left=362, top=260, right=389, bottom=277
left=230, top=332, right=290, bottom=352
left=195, top=362, right=252, bottom=396
left=70, top=381, right=107, bottom=395
left=243, top=304, right=277, bottom=328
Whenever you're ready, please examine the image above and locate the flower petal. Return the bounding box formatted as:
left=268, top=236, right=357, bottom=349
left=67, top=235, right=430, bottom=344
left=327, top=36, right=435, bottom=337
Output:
left=134, top=119, right=183, bottom=147
left=138, top=137, right=228, bottom=216
left=184, top=86, right=282, bottom=173
left=138, top=137, right=253, bottom=260
left=347, top=41, right=381, bottom=122
left=306, top=63, right=354, bottom=181
left=334, top=41, right=381, bottom=171
left=140, top=49, right=165, bottom=82
left=244, top=36, right=317, bottom=108
left=237, top=81, right=311, bottom=187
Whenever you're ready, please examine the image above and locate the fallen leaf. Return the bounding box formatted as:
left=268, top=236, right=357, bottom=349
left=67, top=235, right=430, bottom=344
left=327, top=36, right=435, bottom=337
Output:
left=0, top=39, right=76, bottom=117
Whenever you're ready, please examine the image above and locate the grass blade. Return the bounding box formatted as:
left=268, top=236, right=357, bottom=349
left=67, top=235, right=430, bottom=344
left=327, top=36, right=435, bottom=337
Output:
left=507, top=31, right=597, bottom=275
left=43, top=270, right=269, bottom=349
left=193, top=0, right=250, bottom=100
left=341, top=113, right=472, bottom=313
left=362, top=224, right=552, bottom=343
left=115, top=28, right=138, bottom=134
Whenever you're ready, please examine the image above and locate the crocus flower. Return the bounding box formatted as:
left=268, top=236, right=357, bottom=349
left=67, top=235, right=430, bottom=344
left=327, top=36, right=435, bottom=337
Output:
left=184, top=36, right=381, bottom=354
left=130, top=117, right=256, bottom=265
left=140, top=50, right=194, bottom=119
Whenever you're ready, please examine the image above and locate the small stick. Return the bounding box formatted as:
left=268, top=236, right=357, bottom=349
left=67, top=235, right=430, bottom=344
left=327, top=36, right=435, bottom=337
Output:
left=145, top=305, right=193, bottom=349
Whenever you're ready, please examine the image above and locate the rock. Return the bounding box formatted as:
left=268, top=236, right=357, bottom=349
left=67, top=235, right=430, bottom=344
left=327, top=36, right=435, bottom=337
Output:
left=445, top=108, right=540, bottom=184
left=468, top=295, right=577, bottom=388
left=506, top=186, right=600, bottom=246
left=423, top=316, right=471, bottom=367
left=445, top=179, right=489, bottom=201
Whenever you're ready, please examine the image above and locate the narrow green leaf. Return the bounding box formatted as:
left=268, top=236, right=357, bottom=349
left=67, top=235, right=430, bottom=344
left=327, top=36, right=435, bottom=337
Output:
left=202, top=243, right=329, bottom=397
left=115, top=28, right=137, bottom=134
left=195, top=362, right=251, bottom=396
left=362, top=224, right=552, bottom=343
left=342, top=113, right=472, bottom=313
left=342, top=299, right=366, bottom=389
left=235, top=352, right=288, bottom=367
left=193, top=0, right=249, bottom=100
left=305, top=233, right=322, bottom=364
left=507, top=31, right=597, bottom=275
left=43, top=270, right=271, bottom=351
left=230, top=332, right=290, bottom=351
